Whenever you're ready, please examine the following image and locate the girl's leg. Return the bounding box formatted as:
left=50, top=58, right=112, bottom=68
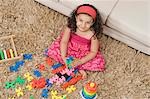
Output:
left=79, top=70, right=87, bottom=79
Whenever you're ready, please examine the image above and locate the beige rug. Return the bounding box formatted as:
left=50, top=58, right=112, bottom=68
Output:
left=0, top=0, right=150, bottom=99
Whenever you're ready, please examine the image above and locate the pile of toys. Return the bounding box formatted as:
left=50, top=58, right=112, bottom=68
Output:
left=4, top=55, right=83, bottom=99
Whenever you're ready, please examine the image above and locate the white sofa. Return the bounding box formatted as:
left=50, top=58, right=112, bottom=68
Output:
left=34, top=0, right=150, bottom=55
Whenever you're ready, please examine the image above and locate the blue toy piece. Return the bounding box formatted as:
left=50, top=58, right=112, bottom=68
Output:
left=9, top=65, right=19, bottom=72
left=51, top=63, right=62, bottom=69
left=41, top=89, right=49, bottom=98
left=46, top=79, right=53, bottom=88
left=66, top=76, right=72, bottom=82
left=9, top=60, right=25, bottom=72
left=15, top=60, right=25, bottom=67
left=23, top=54, right=32, bottom=60
left=33, top=70, right=42, bottom=77
left=74, top=68, right=79, bottom=74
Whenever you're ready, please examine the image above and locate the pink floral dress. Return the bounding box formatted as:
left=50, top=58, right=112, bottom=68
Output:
left=47, top=32, right=105, bottom=71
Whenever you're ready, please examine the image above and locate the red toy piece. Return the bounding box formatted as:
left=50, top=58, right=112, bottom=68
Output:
left=38, top=64, right=45, bottom=71
left=46, top=57, right=53, bottom=66
left=52, top=65, right=66, bottom=74
left=61, top=75, right=82, bottom=89
left=31, top=77, right=46, bottom=89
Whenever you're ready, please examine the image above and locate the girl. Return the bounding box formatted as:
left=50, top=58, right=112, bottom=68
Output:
left=48, top=4, right=105, bottom=78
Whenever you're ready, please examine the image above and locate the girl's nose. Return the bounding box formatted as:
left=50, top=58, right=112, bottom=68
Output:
left=81, top=23, right=86, bottom=28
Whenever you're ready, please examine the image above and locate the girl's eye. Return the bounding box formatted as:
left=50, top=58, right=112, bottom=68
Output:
left=87, top=22, right=91, bottom=24
left=79, top=19, right=83, bottom=22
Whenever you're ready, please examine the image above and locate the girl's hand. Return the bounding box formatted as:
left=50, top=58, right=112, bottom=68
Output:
left=71, top=58, right=82, bottom=67
left=61, top=56, right=67, bottom=64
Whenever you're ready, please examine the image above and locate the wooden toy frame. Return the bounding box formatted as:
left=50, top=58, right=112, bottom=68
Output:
left=0, top=35, right=22, bottom=63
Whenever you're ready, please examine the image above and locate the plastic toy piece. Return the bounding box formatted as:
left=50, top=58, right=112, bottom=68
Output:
left=23, top=53, right=32, bottom=60
left=80, top=82, right=98, bottom=99
left=6, top=49, right=11, bottom=58
left=5, top=81, right=16, bottom=89
left=49, top=75, right=59, bottom=84
left=9, top=65, right=19, bottom=72
left=41, top=89, right=49, bottom=98
left=26, top=84, right=33, bottom=90
left=31, top=77, right=46, bottom=89
left=15, top=87, right=23, bottom=97
left=10, top=49, right=14, bottom=58
left=55, top=76, right=66, bottom=85
left=30, top=95, right=34, bottom=99
left=38, top=64, right=45, bottom=71
left=66, top=56, right=74, bottom=69
left=69, top=75, right=82, bottom=85
left=46, top=57, right=54, bottom=66
left=8, top=95, right=16, bottom=99
left=3, top=50, right=7, bottom=59
left=51, top=90, right=68, bottom=99
left=66, top=76, right=72, bottom=82
left=60, top=68, right=74, bottom=76
left=9, top=60, right=25, bottom=72
left=15, top=60, right=25, bottom=67
left=46, top=79, right=53, bottom=87
left=66, top=85, right=76, bottom=94
left=33, top=70, right=42, bottom=77
left=15, top=76, right=25, bottom=85
left=0, top=49, right=4, bottom=60
left=8, top=97, right=15, bottom=99
left=51, top=90, right=58, bottom=99
left=61, top=75, right=82, bottom=89
left=24, top=72, right=34, bottom=82
left=66, top=56, right=74, bottom=65
left=0, top=35, right=22, bottom=63
left=52, top=63, right=63, bottom=69
left=52, top=65, right=66, bottom=74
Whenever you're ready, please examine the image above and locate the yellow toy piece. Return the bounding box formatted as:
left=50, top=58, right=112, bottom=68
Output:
left=66, top=85, right=76, bottom=94
left=26, top=83, right=32, bottom=90
left=15, top=87, right=23, bottom=97
left=24, top=72, right=33, bottom=82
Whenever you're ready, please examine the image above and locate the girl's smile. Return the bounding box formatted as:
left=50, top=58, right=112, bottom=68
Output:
left=76, top=14, right=93, bottom=32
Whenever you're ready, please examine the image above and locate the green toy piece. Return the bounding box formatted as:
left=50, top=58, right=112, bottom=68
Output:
left=5, top=81, right=16, bottom=89
left=30, top=95, right=34, bottom=99
left=15, top=76, right=25, bottom=85
left=0, top=49, right=5, bottom=60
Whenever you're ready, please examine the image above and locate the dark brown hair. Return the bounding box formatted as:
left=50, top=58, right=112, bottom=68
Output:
left=67, top=4, right=103, bottom=38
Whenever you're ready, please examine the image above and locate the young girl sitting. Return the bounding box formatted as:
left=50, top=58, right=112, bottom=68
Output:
left=47, top=4, right=105, bottom=78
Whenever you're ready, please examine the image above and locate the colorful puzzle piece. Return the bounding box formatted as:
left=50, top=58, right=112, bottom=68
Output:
left=15, top=87, right=23, bottom=97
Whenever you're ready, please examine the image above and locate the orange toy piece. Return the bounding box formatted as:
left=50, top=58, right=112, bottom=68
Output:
left=52, top=65, right=66, bottom=74
left=61, top=75, right=82, bottom=89
left=85, top=82, right=97, bottom=93
left=61, top=82, right=70, bottom=89
left=6, top=49, right=11, bottom=58
left=69, top=75, right=82, bottom=85
left=31, top=77, right=46, bottom=89
left=46, top=57, right=53, bottom=66
left=80, top=82, right=98, bottom=99
left=38, top=64, right=45, bottom=71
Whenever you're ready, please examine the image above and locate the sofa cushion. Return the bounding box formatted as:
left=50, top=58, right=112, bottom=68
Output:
left=106, top=0, right=150, bottom=52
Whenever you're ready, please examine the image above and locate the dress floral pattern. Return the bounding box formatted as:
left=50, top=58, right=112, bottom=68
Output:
left=48, top=32, right=105, bottom=71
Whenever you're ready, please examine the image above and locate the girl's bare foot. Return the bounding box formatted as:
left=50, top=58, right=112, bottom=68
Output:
left=79, top=70, right=87, bottom=79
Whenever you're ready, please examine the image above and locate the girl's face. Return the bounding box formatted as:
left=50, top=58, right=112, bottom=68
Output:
left=76, top=14, right=94, bottom=32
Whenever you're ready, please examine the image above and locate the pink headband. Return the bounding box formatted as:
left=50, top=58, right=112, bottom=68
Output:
left=77, top=6, right=96, bottom=20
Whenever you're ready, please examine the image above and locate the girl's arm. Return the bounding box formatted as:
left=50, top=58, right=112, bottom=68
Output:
left=60, top=26, right=70, bottom=61
left=80, top=36, right=99, bottom=64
